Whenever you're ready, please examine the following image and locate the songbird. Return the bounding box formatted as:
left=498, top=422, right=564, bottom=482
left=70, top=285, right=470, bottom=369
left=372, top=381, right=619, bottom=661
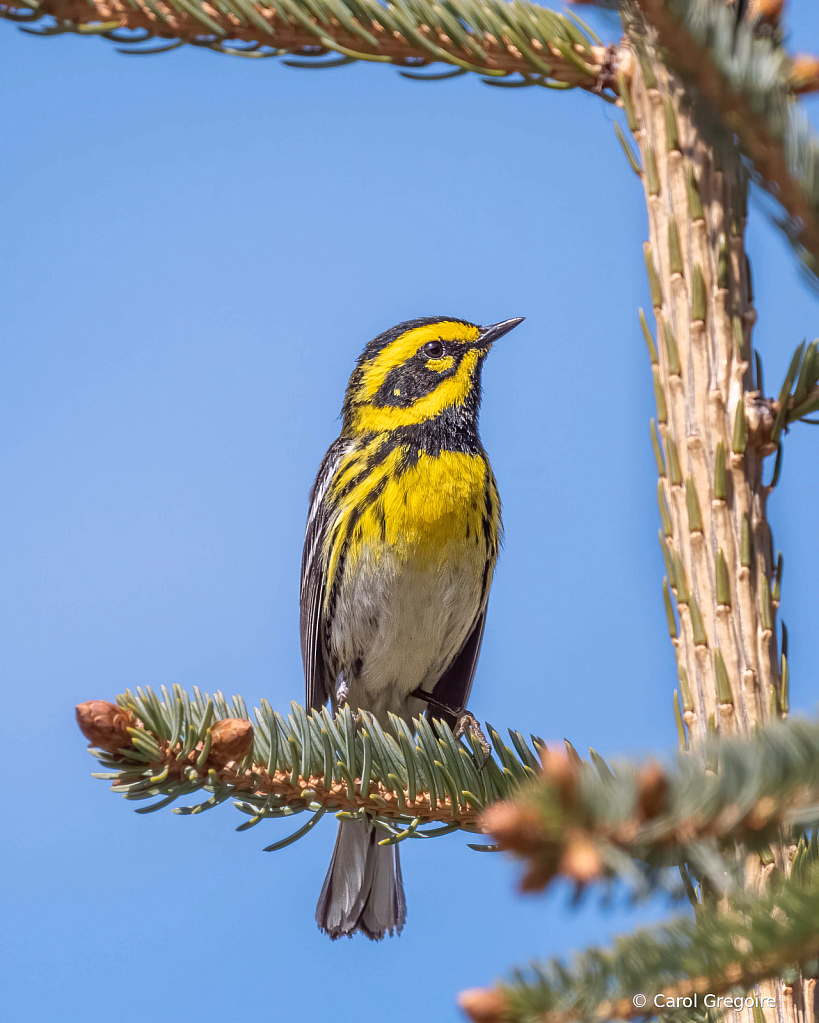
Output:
left=300, top=314, right=523, bottom=939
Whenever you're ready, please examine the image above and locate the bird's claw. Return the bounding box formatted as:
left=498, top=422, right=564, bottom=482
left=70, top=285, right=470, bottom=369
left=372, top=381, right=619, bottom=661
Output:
left=453, top=710, right=492, bottom=766
left=334, top=671, right=350, bottom=708
left=409, top=687, right=492, bottom=766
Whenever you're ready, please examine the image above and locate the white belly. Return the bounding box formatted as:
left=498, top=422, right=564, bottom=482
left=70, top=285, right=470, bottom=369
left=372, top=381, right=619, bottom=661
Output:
left=329, top=543, right=485, bottom=723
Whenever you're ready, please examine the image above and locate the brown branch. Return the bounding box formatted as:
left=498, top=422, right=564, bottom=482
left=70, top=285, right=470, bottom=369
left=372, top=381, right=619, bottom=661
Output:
left=631, top=0, right=819, bottom=267
left=138, top=756, right=482, bottom=825
left=1, top=0, right=611, bottom=87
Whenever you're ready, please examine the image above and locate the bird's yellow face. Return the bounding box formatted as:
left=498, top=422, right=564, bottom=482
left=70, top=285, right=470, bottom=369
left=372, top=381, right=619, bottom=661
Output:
left=342, top=316, right=522, bottom=435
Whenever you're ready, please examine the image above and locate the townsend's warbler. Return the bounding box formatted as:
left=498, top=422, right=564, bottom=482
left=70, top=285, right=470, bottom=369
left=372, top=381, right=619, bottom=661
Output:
left=300, top=314, right=523, bottom=940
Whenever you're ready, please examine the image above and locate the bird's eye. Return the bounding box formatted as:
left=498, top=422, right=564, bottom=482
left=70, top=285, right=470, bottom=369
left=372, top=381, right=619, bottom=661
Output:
left=423, top=341, right=445, bottom=359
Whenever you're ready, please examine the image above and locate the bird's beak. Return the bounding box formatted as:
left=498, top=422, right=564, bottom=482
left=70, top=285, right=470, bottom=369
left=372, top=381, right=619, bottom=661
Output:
left=477, top=317, right=525, bottom=349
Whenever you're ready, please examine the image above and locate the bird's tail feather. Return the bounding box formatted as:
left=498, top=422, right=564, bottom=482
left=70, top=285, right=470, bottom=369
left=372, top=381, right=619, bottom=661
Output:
left=315, top=818, right=406, bottom=940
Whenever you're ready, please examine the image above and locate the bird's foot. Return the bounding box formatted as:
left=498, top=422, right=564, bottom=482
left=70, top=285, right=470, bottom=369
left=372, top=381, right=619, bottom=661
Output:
left=453, top=710, right=492, bottom=764
left=333, top=672, right=363, bottom=728
left=334, top=671, right=350, bottom=708
left=409, top=688, right=492, bottom=765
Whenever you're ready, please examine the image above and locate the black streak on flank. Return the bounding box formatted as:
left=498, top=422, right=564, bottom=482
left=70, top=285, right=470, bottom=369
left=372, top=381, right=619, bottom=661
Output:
left=479, top=556, right=492, bottom=606
left=362, top=475, right=388, bottom=512
left=481, top=515, right=492, bottom=547
left=336, top=477, right=388, bottom=566
left=333, top=441, right=395, bottom=503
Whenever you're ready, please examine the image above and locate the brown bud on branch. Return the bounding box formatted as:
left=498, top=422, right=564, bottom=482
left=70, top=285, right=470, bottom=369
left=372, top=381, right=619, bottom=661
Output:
left=636, top=761, right=669, bottom=821
left=457, top=987, right=510, bottom=1023
left=558, top=834, right=603, bottom=885
left=790, top=56, right=819, bottom=95
left=479, top=800, right=543, bottom=856
left=755, top=0, right=786, bottom=25
left=76, top=700, right=136, bottom=752
left=519, top=860, right=559, bottom=893
left=540, top=748, right=579, bottom=808
left=208, top=717, right=254, bottom=763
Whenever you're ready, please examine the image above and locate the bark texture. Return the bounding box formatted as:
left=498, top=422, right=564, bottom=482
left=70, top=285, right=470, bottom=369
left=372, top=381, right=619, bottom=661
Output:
left=624, top=26, right=810, bottom=1023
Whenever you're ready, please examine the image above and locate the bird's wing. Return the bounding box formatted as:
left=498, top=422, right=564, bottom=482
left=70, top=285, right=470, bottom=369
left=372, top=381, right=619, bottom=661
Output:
left=427, top=609, right=488, bottom=730
left=300, top=437, right=352, bottom=711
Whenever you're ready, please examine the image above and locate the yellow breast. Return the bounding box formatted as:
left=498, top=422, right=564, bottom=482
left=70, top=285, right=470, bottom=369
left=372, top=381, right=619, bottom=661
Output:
left=324, top=445, right=498, bottom=589
left=380, top=450, right=487, bottom=548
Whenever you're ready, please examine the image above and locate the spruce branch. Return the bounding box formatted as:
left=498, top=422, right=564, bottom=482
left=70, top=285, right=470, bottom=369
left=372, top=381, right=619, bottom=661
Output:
left=480, top=716, right=819, bottom=897
left=0, top=0, right=613, bottom=90
left=458, top=856, right=819, bottom=1023
left=767, top=337, right=819, bottom=431
left=77, top=688, right=819, bottom=896
left=76, top=687, right=543, bottom=844
left=627, top=0, right=819, bottom=278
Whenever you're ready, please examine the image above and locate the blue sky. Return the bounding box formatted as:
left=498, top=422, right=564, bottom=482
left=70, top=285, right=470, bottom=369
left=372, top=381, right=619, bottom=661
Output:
left=2, top=5, right=819, bottom=1021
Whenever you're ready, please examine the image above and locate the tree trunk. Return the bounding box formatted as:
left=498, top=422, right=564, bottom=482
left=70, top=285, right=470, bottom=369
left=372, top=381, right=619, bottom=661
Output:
left=623, top=24, right=811, bottom=1023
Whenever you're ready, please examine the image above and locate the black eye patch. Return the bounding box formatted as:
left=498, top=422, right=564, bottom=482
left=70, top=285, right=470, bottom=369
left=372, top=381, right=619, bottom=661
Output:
left=374, top=355, right=457, bottom=407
